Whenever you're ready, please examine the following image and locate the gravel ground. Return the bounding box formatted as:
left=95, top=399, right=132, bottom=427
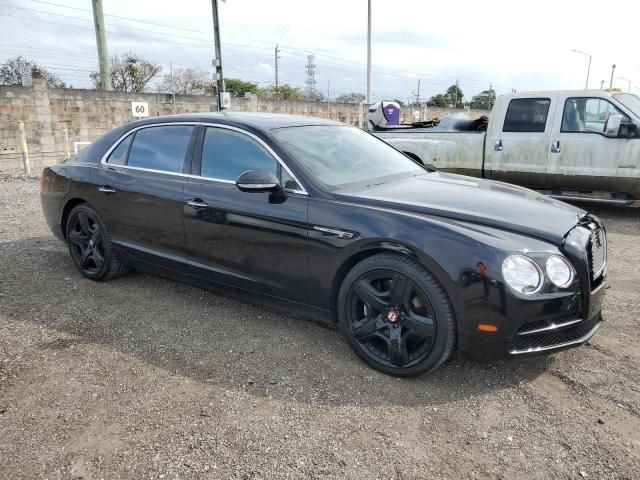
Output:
left=0, top=176, right=639, bottom=480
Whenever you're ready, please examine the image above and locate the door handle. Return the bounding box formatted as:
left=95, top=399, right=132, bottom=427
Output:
left=551, top=140, right=561, bottom=153
left=494, top=139, right=503, bottom=152
left=186, top=199, right=209, bottom=208
left=98, top=185, right=116, bottom=193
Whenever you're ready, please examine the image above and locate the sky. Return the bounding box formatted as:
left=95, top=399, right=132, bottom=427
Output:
left=1, top=0, right=639, bottom=103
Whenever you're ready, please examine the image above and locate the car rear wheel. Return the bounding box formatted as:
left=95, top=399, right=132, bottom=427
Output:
left=66, top=204, right=129, bottom=281
left=337, top=253, right=456, bottom=377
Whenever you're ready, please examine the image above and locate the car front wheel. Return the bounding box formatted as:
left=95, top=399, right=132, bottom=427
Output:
left=337, top=253, right=456, bottom=377
left=66, top=204, right=129, bottom=281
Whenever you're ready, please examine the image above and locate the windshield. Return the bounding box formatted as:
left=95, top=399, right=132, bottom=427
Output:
left=272, top=125, right=425, bottom=190
left=614, top=93, right=640, bottom=117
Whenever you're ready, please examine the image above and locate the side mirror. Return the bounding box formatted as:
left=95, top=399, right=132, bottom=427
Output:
left=604, top=114, right=623, bottom=137
left=235, top=170, right=281, bottom=193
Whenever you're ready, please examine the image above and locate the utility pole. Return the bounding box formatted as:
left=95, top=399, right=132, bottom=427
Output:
left=211, top=0, right=225, bottom=110
left=169, top=62, right=176, bottom=113
left=454, top=77, right=459, bottom=109
left=489, top=82, right=493, bottom=110
left=609, top=64, right=616, bottom=89
left=274, top=44, right=281, bottom=100
left=366, top=0, right=371, bottom=105
left=327, top=79, right=330, bottom=119
left=416, top=79, right=421, bottom=106
left=91, top=0, right=111, bottom=90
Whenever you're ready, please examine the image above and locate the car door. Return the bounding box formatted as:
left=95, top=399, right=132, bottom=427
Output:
left=547, top=95, right=637, bottom=194
left=182, top=125, right=310, bottom=303
left=90, top=123, right=197, bottom=268
left=486, top=96, right=556, bottom=189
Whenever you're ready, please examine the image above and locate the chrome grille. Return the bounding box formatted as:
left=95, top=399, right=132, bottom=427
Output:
left=588, top=228, right=606, bottom=281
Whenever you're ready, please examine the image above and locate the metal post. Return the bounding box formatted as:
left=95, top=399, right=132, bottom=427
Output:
left=274, top=45, right=280, bottom=99
left=62, top=126, right=70, bottom=158
left=17, top=121, right=30, bottom=175
left=610, top=64, right=616, bottom=89
left=91, top=0, right=112, bottom=91
left=619, top=77, right=631, bottom=93
left=366, top=0, right=371, bottom=105
left=585, top=55, right=591, bottom=89
left=211, top=0, right=225, bottom=111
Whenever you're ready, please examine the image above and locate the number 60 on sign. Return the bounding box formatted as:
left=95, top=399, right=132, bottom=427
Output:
left=131, top=102, right=149, bottom=118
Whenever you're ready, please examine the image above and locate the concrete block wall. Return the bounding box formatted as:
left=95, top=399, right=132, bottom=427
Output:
left=0, top=80, right=489, bottom=174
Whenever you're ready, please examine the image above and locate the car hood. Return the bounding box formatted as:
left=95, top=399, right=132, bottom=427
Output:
left=337, top=172, right=586, bottom=244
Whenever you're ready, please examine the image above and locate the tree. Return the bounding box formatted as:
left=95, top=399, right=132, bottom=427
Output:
left=469, top=88, right=496, bottom=110
left=225, top=78, right=259, bottom=97
left=158, top=67, right=208, bottom=95
left=428, top=84, right=465, bottom=108
left=428, top=93, right=451, bottom=108
left=256, top=84, right=303, bottom=100
left=392, top=98, right=406, bottom=107
left=446, top=84, right=464, bottom=108
left=90, top=52, right=161, bottom=92
left=335, top=92, right=365, bottom=104
left=0, top=56, right=66, bottom=88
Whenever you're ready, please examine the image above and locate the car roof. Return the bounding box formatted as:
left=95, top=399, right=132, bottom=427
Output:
left=130, top=112, right=346, bottom=131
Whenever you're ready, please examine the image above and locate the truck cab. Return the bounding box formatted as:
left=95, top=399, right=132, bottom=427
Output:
left=374, top=90, right=640, bottom=203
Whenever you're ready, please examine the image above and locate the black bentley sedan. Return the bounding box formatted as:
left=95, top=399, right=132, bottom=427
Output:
left=40, top=113, right=607, bottom=377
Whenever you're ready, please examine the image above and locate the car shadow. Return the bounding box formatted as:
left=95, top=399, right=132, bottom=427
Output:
left=0, top=236, right=552, bottom=408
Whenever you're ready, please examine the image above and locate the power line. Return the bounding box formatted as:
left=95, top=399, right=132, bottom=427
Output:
left=2, top=6, right=510, bottom=91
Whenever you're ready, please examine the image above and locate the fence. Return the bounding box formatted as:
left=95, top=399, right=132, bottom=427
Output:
left=0, top=79, right=489, bottom=174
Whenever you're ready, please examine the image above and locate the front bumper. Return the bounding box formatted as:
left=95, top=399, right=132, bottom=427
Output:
left=457, top=215, right=606, bottom=361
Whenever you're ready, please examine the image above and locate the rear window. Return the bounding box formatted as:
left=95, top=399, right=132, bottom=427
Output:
left=127, top=125, right=194, bottom=173
left=503, top=98, right=551, bottom=133
left=106, top=135, right=132, bottom=165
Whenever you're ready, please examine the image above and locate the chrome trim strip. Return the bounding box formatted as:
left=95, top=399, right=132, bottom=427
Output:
left=99, top=121, right=308, bottom=196
left=516, top=317, right=583, bottom=336
left=312, top=226, right=354, bottom=239
left=509, top=323, right=599, bottom=355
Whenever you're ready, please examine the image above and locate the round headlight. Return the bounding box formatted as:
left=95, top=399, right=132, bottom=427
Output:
left=502, top=255, right=543, bottom=294
left=546, top=255, right=574, bottom=288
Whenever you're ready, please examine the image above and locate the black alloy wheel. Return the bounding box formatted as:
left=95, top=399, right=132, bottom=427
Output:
left=68, top=210, right=105, bottom=275
left=66, top=204, right=129, bottom=281
left=338, top=254, right=456, bottom=377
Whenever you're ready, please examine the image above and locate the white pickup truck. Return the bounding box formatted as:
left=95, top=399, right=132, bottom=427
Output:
left=370, top=91, right=640, bottom=205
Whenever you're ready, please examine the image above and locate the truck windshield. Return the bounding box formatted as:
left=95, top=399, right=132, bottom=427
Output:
left=614, top=93, right=640, bottom=117
left=272, top=125, right=425, bottom=190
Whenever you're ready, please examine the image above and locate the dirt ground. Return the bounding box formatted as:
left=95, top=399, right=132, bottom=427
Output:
left=0, top=176, right=638, bottom=480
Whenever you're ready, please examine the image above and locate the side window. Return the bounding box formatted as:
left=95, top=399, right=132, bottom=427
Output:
left=503, top=98, right=551, bottom=133
left=280, top=167, right=301, bottom=191
left=201, top=128, right=277, bottom=181
left=106, top=135, right=132, bottom=165
left=561, top=97, right=630, bottom=133
left=127, top=125, right=194, bottom=172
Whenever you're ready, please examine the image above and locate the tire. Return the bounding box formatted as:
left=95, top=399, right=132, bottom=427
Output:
left=65, top=203, right=130, bottom=281
left=337, top=253, right=456, bottom=377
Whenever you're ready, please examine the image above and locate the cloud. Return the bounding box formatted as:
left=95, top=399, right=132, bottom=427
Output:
left=255, top=62, right=274, bottom=75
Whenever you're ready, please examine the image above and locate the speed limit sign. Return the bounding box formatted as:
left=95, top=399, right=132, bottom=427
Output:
left=131, top=101, right=149, bottom=118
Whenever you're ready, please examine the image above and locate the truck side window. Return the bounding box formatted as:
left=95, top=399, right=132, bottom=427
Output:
left=561, top=98, right=630, bottom=134
left=503, top=98, right=551, bottom=133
